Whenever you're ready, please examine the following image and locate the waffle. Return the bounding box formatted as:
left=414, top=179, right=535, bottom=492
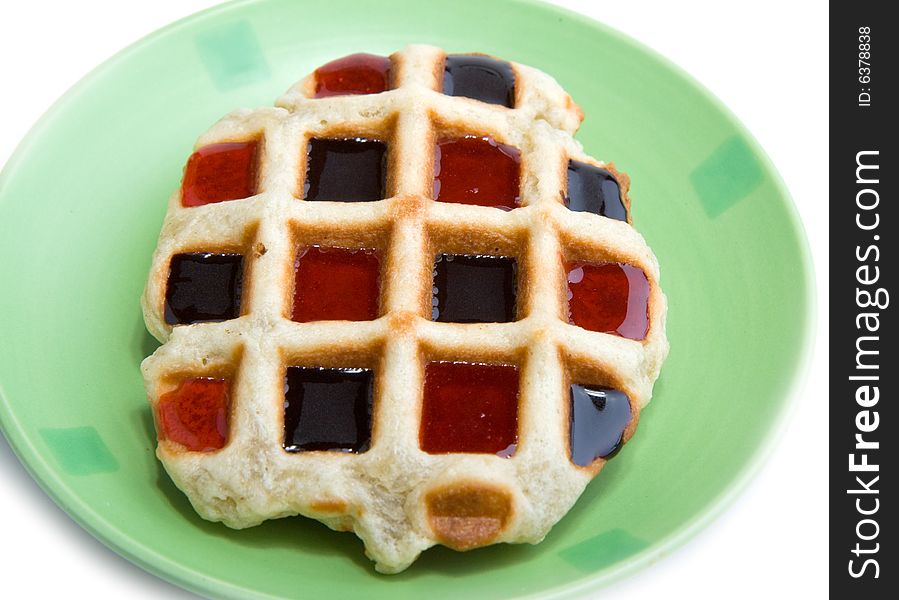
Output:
left=141, top=44, right=668, bottom=574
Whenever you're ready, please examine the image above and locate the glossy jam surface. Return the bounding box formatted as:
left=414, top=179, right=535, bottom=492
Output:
left=433, top=136, right=520, bottom=209
left=433, top=254, right=516, bottom=323
left=304, top=138, right=386, bottom=202
left=292, top=247, right=380, bottom=322
left=283, top=367, right=373, bottom=453
left=314, top=53, right=391, bottom=98
left=569, top=385, right=632, bottom=466
left=181, top=141, right=258, bottom=207
left=420, top=362, right=519, bottom=456
left=442, top=55, right=516, bottom=108
left=566, top=160, right=628, bottom=221
left=156, top=378, right=230, bottom=452
left=165, top=253, right=243, bottom=325
left=567, top=262, right=649, bottom=340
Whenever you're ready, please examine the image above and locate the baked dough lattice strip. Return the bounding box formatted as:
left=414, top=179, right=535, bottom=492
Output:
left=141, top=44, right=668, bottom=573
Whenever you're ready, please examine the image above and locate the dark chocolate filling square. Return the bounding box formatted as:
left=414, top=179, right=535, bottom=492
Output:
left=565, top=160, right=628, bottom=221
left=304, top=138, right=386, bottom=202
left=164, top=253, right=243, bottom=325
left=432, top=254, right=517, bottom=323
left=442, top=55, right=516, bottom=108
left=569, top=385, right=631, bottom=466
left=283, top=367, right=373, bottom=453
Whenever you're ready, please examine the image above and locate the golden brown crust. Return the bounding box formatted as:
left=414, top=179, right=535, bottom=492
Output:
left=425, top=483, right=513, bottom=550
left=311, top=499, right=349, bottom=514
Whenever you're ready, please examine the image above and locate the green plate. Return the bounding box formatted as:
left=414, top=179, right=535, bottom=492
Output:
left=0, top=0, right=813, bottom=597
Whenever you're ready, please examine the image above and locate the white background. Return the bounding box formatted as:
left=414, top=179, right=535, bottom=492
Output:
left=0, top=1, right=828, bottom=597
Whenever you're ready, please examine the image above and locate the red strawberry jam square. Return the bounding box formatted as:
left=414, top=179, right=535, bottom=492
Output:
left=292, top=246, right=380, bottom=322
left=433, top=136, right=520, bottom=209
left=567, top=262, right=649, bottom=340
left=181, top=141, right=258, bottom=207
left=156, top=377, right=230, bottom=452
left=420, top=362, right=519, bottom=456
left=314, top=53, right=391, bottom=98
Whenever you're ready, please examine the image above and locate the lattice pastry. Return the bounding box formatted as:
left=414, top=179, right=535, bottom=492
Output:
left=141, top=44, right=668, bottom=573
